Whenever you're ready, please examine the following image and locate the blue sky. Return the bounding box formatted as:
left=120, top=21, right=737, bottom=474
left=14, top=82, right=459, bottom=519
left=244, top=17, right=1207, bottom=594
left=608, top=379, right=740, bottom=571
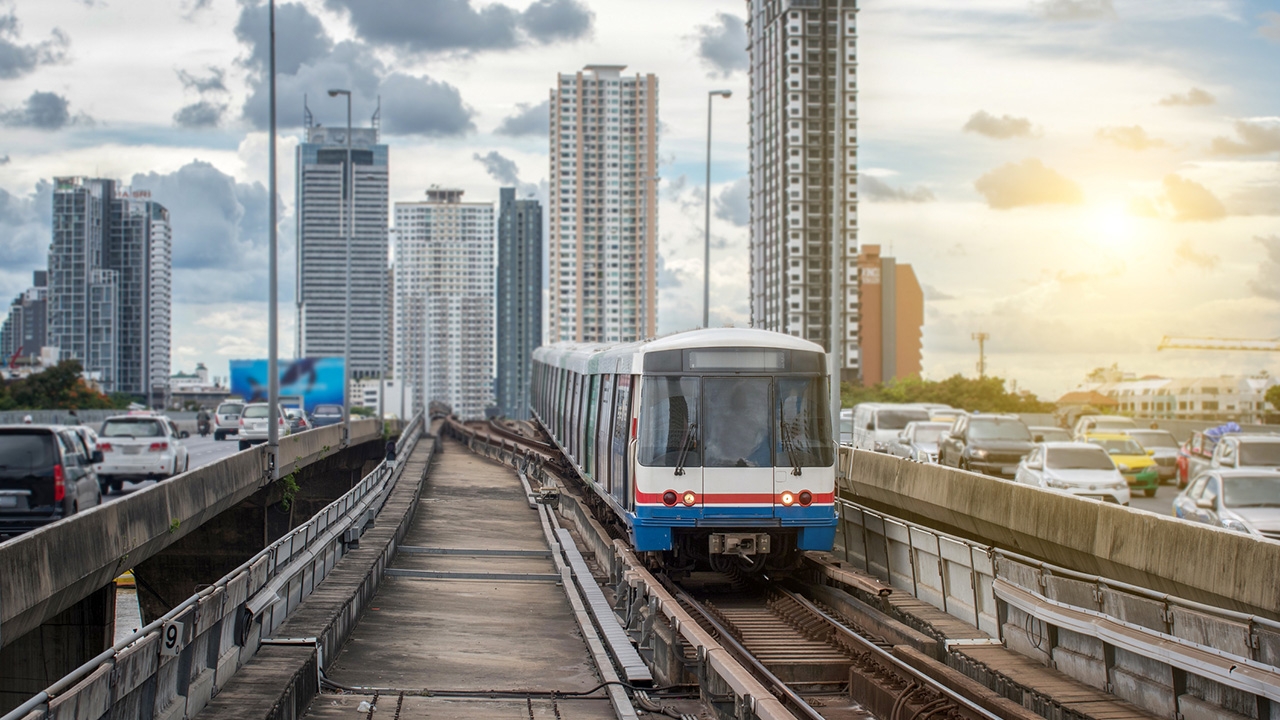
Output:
left=0, top=0, right=1277, bottom=398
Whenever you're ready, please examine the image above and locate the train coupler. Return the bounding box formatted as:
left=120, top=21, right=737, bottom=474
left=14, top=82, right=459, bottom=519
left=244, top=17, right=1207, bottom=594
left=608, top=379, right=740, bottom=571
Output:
left=709, top=533, right=772, bottom=557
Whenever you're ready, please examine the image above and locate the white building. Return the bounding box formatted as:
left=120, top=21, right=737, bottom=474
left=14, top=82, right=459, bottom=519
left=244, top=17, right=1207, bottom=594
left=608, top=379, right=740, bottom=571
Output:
left=549, top=64, right=659, bottom=343
left=394, top=188, right=495, bottom=419
left=352, top=377, right=415, bottom=420
left=747, top=0, right=860, bottom=383
left=1075, top=374, right=1279, bottom=423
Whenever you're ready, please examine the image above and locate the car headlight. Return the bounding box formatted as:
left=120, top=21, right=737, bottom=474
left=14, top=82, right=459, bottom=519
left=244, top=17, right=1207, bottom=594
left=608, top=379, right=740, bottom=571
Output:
left=874, top=441, right=888, bottom=452
left=970, top=449, right=988, bottom=460
left=1116, top=463, right=1130, bottom=473
left=1046, top=477, right=1070, bottom=489
left=1221, top=518, right=1252, bottom=534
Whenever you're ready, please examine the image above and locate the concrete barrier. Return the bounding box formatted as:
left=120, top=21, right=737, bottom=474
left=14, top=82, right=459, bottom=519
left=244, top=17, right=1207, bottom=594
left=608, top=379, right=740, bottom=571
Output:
left=840, top=448, right=1280, bottom=618
left=0, top=419, right=382, bottom=650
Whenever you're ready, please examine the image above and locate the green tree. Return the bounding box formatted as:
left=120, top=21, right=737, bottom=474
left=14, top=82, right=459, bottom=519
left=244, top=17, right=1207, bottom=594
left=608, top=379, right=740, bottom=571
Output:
left=1267, top=385, right=1280, bottom=414
left=0, top=360, right=119, bottom=410
left=841, top=374, right=1054, bottom=413
left=350, top=406, right=375, bottom=417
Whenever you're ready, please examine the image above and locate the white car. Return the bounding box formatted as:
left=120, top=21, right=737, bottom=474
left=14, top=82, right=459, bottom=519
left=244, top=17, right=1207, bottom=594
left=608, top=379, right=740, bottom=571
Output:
left=95, top=413, right=190, bottom=494
left=1014, top=441, right=1130, bottom=506
left=237, top=403, right=291, bottom=450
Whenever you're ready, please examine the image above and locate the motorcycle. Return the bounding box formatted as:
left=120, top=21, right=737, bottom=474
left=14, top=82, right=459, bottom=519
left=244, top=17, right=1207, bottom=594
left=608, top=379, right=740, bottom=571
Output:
left=197, top=418, right=211, bottom=437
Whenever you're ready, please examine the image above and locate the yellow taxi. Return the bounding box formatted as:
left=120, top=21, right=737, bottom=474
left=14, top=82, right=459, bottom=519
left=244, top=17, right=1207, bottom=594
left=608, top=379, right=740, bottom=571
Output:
left=1085, top=433, right=1160, bottom=497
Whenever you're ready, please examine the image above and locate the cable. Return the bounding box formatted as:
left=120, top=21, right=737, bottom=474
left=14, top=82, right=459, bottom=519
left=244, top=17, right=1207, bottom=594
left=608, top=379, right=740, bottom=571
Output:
left=320, top=672, right=688, bottom=699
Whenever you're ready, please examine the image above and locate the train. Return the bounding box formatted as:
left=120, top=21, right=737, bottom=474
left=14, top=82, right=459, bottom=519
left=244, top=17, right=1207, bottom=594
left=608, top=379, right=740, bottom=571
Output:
left=531, top=328, right=837, bottom=572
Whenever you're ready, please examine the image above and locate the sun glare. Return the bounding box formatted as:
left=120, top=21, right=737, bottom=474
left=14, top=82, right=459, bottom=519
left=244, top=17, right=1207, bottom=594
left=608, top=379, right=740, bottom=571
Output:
left=1089, top=203, right=1136, bottom=248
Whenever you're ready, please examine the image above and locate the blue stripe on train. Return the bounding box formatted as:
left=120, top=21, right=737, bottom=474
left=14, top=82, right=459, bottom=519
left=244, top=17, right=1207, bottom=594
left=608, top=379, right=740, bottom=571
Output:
left=628, top=505, right=836, bottom=552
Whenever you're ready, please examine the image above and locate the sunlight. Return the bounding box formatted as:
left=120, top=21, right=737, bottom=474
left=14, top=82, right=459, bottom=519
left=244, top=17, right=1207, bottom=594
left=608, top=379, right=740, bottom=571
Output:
left=1089, top=202, right=1137, bottom=248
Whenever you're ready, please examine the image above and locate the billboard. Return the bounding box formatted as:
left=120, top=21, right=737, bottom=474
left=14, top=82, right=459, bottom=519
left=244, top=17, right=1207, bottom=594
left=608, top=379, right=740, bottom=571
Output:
left=229, top=358, right=344, bottom=413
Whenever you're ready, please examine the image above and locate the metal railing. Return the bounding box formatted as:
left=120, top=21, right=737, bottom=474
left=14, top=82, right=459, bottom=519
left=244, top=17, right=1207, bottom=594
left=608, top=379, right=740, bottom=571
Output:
left=3, top=411, right=425, bottom=720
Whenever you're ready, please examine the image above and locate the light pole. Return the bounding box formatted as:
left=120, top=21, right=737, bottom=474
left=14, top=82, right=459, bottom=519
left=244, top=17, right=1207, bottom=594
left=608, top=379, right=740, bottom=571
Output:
left=703, top=89, right=732, bottom=329
left=266, top=0, right=279, bottom=479
left=328, top=88, right=352, bottom=446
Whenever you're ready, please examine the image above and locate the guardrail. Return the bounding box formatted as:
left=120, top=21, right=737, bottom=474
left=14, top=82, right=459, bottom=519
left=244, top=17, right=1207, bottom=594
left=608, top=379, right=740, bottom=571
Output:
left=3, top=412, right=425, bottom=720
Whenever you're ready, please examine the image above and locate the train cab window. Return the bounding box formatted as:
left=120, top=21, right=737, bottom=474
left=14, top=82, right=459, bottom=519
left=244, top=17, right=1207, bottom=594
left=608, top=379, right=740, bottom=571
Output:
left=639, top=376, right=700, bottom=467
left=776, top=377, right=834, bottom=467
left=703, top=377, right=773, bottom=468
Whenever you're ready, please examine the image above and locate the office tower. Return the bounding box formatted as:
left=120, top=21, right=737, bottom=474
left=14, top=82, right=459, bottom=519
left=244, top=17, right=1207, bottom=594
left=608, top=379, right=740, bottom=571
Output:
left=549, top=64, right=658, bottom=343
left=495, top=187, right=543, bottom=419
left=295, top=120, right=389, bottom=379
left=856, top=245, right=922, bottom=386
left=48, top=177, right=114, bottom=384
left=748, top=0, right=860, bottom=382
left=394, top=188, right=495, bottom=419
left=0, top=271, right=48, bottom=361
left=111, top=196, right=172, bottom=405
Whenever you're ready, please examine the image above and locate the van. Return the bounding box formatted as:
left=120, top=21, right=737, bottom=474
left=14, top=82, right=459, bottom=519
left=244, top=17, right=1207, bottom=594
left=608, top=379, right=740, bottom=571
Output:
left=851, top=403, right=932, bottom=453
left=1072, top=414, right=1137, bottom=440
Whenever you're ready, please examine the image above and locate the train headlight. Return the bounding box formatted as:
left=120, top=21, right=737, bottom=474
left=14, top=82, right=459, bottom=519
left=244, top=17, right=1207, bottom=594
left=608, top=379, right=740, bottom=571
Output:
left=662, top=491, right=678, bottom=507
left=781, top=491, right=795, bottom=506
left=682, top=491, right=697, bottom=506
left=798, top=490, right=813, bottom=506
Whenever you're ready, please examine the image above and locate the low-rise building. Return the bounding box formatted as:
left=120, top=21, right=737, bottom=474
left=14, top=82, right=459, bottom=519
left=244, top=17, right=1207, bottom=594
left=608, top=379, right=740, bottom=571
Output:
left=1072, top=372, right=1279, bottom=423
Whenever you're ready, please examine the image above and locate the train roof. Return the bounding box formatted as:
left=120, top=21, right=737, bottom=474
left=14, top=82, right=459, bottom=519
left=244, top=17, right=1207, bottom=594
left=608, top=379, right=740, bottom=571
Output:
left=533, top=327, right=825, bottom=375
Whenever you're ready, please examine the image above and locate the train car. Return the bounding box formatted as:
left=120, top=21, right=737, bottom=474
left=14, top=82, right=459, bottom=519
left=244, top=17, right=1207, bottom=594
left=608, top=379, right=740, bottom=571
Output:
left=531, top=328, right=836, bottom=572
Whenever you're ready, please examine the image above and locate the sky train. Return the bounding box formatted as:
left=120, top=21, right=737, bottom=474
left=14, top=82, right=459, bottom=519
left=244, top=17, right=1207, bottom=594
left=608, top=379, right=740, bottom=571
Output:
left=531, top=328, right=837, bottom=571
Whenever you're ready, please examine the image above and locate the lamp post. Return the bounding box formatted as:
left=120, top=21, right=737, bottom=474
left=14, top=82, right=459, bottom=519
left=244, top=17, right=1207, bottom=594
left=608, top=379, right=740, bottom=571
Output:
left=327, top=88, right=352, bottom=446
left=266, top=0, right=279, bottom=478
left=704, top=89, right=732, bottom=329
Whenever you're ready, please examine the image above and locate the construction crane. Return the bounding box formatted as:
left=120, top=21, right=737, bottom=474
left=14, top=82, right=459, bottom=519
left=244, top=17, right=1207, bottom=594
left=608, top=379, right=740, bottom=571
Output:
left=1157, top=336, right=1280, bottom=352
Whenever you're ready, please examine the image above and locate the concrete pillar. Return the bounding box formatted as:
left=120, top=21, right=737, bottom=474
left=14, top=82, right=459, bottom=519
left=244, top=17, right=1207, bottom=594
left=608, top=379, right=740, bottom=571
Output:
left=0, top=584, right=115, bottom=713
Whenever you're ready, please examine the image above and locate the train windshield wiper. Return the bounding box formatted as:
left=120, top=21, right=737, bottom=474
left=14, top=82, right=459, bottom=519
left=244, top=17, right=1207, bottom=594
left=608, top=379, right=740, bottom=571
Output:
left=779, top=420, right=803, bottom=476
left=674, top=422, right=697, bottom=476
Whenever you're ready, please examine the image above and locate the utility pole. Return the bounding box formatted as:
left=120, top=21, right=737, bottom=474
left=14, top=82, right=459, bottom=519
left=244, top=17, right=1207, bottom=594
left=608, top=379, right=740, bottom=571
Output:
left=972, top=331, right=989, bottom=379
left=265, top=0, right=279, bottom=481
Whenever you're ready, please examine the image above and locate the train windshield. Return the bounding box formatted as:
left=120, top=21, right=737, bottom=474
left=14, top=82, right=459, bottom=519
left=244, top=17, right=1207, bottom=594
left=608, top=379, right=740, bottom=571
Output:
left=703, top=377, right=772, bottom=467
left=777, top=377, right=834, bottom=467
left=638, top=377, right=701, bottom=467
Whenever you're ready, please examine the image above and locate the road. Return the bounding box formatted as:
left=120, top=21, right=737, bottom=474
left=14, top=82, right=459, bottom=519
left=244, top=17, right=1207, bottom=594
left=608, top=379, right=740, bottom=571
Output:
left=1127, top=480, right=1180, bottom=516
left=103, top=433, right=243, bottom=499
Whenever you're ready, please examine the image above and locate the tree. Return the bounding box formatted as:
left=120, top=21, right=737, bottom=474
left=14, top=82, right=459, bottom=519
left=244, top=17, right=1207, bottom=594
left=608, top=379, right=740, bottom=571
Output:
left=1267, top=385, right=1280, bottom=414
left=0, top=360, right=120, bottom=410
left=841, top=374, right=1055, bottom=413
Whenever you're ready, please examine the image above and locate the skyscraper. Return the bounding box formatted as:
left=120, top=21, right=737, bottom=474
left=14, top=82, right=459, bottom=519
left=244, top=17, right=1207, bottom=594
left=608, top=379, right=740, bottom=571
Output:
left=495, top=188, right=542, bottom=419
left=0, top=271, right=48, bottom=362
left=856, top=245, right=922, bottom=386
left=295, top=122, right=389, bottom=379
left=549, top=65, right=658, bottom=343
left=394, top=188, right=495, bottom=419
left=111, top=196, right=172, bottom=406
left=748, top=0, right=860, bottom=382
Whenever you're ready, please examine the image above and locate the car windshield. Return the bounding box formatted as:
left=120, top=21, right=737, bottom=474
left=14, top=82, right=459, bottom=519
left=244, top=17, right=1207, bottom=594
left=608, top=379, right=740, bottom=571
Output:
left=876, top=409, right=930, bottom=430
left=1239, top=443, right=1280, bottom=466
left=969, top=419, right=1031, bottom=441
left=242, top=406, right=270, bottom=419
left=217, top=404, right=243, bottom=415
left=1127, top=431, right=1177, bottom=448
left=1222, top=474, right=1280, bottom=507
left=1093, top=418, right=1136, bottom=430
left=0, top=431, right=55, bottom=470
left=1047, top=448, right=1115, bottom=471
left=101, top=418, right=164, bottom=438
left=1089, top=438, right=1144, bottom=455
left=909, top=424, right=949, bottom=444
left=314, top=405, right=342, bottom=415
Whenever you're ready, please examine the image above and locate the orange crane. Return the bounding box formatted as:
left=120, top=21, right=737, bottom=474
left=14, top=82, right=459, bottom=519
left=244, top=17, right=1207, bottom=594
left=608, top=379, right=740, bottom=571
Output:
left=1157, top=336, right=1280, bottom=352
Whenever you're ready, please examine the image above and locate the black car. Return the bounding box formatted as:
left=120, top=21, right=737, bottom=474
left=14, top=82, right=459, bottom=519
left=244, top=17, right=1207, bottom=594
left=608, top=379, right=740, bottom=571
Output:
left=0, top=425, right=103, bottom=540
left=938, top=414, right=1034, bottom=477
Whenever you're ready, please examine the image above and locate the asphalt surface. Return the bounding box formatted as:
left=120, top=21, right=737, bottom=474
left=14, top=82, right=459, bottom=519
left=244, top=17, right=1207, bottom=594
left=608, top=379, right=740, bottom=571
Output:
left=102, top=433, right=243, bottom=499
left=1127, top=479, right=1182, bottom=516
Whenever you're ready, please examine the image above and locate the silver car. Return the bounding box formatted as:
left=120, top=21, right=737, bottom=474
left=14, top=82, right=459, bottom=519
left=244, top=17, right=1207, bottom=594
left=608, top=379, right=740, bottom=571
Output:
left=1014, top=442, right=1130, bottom=506
left=1120, top=429, right=1180, bottom=483
left=237, top=403, right=291, bottom=450
left=886, top=421, right=950, bottom=463
left=1172, top=469, right=1280, bottom=540
left=213, top=401, right=245, bottom=441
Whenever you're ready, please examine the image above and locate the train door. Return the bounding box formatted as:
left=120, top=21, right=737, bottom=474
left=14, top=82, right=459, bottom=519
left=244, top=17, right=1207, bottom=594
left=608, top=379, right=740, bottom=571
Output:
left=611, top=376, right=633, bottom=507
left=701, top=377, right=773, bottom=518
left=596, top=374, right=615, bottom=494
left=584, top=375, right=599, bottom=480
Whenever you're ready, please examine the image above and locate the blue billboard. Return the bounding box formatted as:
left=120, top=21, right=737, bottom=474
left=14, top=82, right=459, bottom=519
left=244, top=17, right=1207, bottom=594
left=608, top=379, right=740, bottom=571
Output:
left=229, top=358, right=345, bottom=413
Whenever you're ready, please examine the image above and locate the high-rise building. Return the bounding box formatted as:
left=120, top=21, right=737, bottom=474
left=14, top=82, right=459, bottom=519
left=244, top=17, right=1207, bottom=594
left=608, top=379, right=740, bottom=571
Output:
left=747, top=0, right=860, bottom=382
left=856, top=245, right=922, bottom=386
left=394, top=188, right=495, bottom=419
left=549, top=64, right=659, bottom=343
left=47, top=178, right=171, bottom=397
left=0, top=271, right=48, bottom=362
left=295, top=122, right=389, bottom=379
left=495, top=188, right=543, bottom=419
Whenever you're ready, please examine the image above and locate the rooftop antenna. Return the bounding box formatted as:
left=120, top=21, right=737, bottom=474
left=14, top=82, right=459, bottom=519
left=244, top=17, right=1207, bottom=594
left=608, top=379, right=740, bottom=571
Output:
left=972, top=331, right=989, bottom=379
left=304, top=94, right=313, bottom=130
left=372, top=96, right=381, bottom=142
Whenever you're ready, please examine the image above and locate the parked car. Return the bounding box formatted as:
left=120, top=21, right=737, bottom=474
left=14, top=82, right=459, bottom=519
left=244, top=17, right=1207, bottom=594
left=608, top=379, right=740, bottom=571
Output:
left=284, top=408, right=311, bottom=434
left=1, top=424, right=103, bottom=539
left=887, top=421, right=951, bottom=463
left=213, top=401, right=245, bottom=441
left=850, top=403, right=932, bottom=453
left=237, top=403, right=292, bottom=450
left=1072, top=415, right=1138, bottom=441
left=1029, top=425, right=1072, bottom=443
left=310, top=404, right=345, bottom=428
left=1173, top=469, right=1280, bottom=540
left=1014, top=442, right=1130, bottom=505
left=1084, top=433, right=1159, bottom=497
left=1119, top=429, right=1179, bottom=484
left=938, top=414, right=1034, bottom=477
left=95, top=413, right=190, bottom=494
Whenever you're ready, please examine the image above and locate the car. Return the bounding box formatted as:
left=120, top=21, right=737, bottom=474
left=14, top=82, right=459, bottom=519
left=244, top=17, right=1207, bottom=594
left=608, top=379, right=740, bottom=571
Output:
left=1, top=424, right=103, bottom=539
left=70, top=425, right=101, bottom=456
left=1179, top=429, right=1219, bottom=488
left=284, top=407, right=311, bottom=434
left=1209, top=434, right=1280, bottom=473
left=1119, top=429, right=1180, bottom=484
left=213, top=401, right=245, bottom=441
left=850, top=403, right=932, bottom=453
left=1029, top=426, right=1072, bottom=443
left=310, top=404, right=345, bottom=428
left=887, top=421, right=951, bottom=463
left=1173, top=469, right=1280, bottom=540
left=928, top=408, right=966, bottom=423
left=1072, top=414, right=1137, bottom=441
left=237, top=403, right=292, bottom=450
left=938, top=414, right=1034, bottom=477
left=1084, top=433, right=1159, bottom=497
left=95, top=413, right=190, bottom=494
left=839, top=408, right=855, bottom=445
left=1014, top=442, right=1130, bottom=505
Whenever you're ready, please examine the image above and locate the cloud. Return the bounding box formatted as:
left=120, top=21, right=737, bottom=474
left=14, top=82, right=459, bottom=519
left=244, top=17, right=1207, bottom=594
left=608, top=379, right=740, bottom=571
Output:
left=1034, top=0, right=1116, bottom=21
left=0, top=155, right=8, bottom=165
left=1096, top=125, right=1168, bottom=151
left=1158, top=87, right=1215, bottom=107
left=1161, top=174, right=1226, bottom=222
left=1227, top=168, right=1280, bottom=216
left=973, top=158, right=1083, bottom=209
left=473, top=150, right=521, bottom=186
left=1210, top=120, right=1280, bottom=155
left=1174, top=239, right=1219, bottom=269
left=962, top=110, right=1035, bottom=139
left=1260, top=12, right=1280, bottom=43
left=0, top=7, right=69, bottom=79
left=0, top=91, right=88, bottom=130
left=861, top=175, right=936, bottom=202
left=173, top=100, right=226, bottom=128
left=922, top=284, right=954, bottom=301
left=181, top=0, right=212, bottom=18
left=693, top=12, right=747, bottom=77
left=235, top=1, right=333, bottom=76
left=1128, top=195, right=1159, bottom=217
left=713, top=177, right=748, bottom=227
left=0, top=180, right=52, bottom=269
left=380, top=73, right=476, bottom=136
left=322, top=0, right=592, bottom=56
left=496, top=100, right=548, bottom=137
left=177, top=67, right=226, bottom=94
left=1252, top=236, right=1280, bottom=300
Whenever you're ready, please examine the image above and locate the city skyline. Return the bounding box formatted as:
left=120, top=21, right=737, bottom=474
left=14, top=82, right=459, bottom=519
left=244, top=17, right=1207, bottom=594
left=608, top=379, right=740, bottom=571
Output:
left=0, top=0, right=1277, bottom=399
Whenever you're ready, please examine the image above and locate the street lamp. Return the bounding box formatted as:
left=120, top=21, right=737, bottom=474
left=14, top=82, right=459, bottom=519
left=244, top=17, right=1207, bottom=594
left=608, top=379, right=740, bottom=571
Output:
left=328, top=88, right=352, bottom=446
left=704, top=89, right=732, bottom=329
left=266, top=0, right=279, bottom=478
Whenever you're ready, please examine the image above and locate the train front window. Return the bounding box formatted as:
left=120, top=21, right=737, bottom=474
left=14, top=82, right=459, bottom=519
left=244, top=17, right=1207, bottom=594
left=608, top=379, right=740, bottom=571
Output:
left=703, top=377, right=773, bottom=468
left=639, top=376, right=700, bottom=467
left=777, top=377, right=834, bottom=467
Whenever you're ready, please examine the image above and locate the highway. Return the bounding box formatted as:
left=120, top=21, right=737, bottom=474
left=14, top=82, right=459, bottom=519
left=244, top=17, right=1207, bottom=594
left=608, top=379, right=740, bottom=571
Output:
left=103, top=434, right=243, bottom=499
